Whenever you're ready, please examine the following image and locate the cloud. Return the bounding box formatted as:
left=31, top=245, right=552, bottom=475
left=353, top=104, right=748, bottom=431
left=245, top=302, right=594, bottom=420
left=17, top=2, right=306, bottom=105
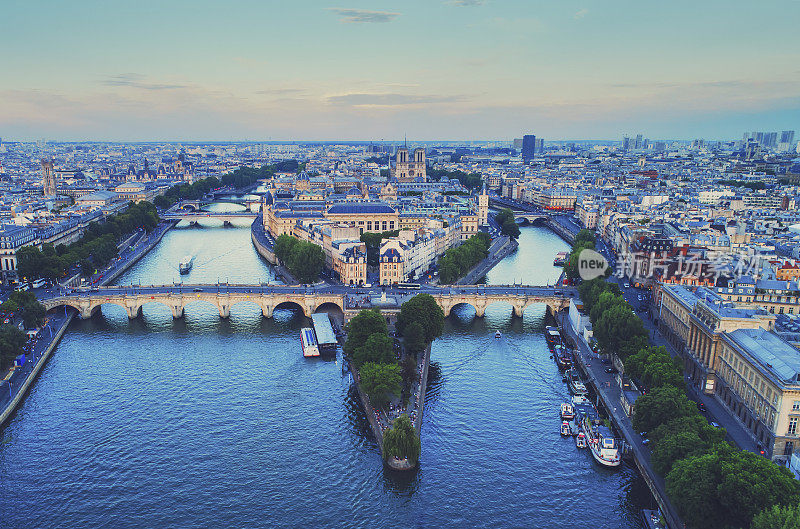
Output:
left=256, top=88, right=308, bottom=95
left=448, top=0, right=484, bottom=6
left=574, top=8, right=589, bottom=19
left=103, top=73, right=186, bottom=91
left=327, top=8, right=400, bottom=23
left=327, top=93, right=469, bottom=106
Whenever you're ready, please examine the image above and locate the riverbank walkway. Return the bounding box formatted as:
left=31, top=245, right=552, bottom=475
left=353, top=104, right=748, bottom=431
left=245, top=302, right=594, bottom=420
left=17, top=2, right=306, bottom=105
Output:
left=557, top=310, right=684, bottom=529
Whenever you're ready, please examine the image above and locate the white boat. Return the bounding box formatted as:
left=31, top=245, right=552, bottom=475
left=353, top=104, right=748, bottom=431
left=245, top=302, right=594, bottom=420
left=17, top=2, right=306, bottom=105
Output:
left=560, top=420, right=572, bottom=436
left=560, top=402, right=575, bottom=420
left=586, top=424, right=621, bottom=467
left=494, top=330, right=502, bottom=339
left=572, top=395, right=591, bottom=406
left=566, top=369, right=589, bottom=396
left=300, top=327, right=319, bottom=357
left=575, top=432, right=587, bottom=448
left=179, top=255, right=194, bottom=274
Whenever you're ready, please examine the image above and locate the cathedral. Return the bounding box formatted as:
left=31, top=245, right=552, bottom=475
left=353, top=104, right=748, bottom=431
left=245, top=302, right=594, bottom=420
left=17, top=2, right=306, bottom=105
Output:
left=389, top=146, right=426, bottom=182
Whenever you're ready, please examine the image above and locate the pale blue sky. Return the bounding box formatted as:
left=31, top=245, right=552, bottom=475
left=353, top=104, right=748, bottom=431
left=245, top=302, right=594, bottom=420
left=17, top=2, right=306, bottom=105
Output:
left=1, top=0, right=799, bottom=141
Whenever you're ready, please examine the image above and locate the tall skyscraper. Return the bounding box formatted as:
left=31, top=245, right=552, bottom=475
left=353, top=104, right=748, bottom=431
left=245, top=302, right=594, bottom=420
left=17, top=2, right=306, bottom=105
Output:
left=41, top=158, right=56, bottom=196
left=521, top=134, right=536, bottom=164
left=635, top=134, right=643, bottom=149
left=779, top=131, right=796, bottom=152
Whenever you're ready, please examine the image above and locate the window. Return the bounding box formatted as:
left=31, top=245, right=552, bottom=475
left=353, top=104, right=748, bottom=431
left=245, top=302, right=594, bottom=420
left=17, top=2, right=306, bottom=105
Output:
left=793, top=401, right=800, bottom=411
left=789, top=417, right=798, bottom=436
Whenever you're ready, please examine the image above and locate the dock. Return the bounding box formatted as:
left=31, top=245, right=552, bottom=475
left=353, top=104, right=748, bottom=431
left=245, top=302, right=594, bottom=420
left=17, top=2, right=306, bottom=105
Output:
left=556, top=310, right=684, bottom=529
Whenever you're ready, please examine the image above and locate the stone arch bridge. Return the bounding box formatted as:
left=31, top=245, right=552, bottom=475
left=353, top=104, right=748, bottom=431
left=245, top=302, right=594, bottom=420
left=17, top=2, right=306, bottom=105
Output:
left=40, top=285, right=576, bottom=321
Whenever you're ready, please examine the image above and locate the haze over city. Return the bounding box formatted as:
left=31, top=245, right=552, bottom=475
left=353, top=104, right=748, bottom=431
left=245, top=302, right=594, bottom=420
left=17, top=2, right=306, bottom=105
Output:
left=2, top=0, right=799, bottom=141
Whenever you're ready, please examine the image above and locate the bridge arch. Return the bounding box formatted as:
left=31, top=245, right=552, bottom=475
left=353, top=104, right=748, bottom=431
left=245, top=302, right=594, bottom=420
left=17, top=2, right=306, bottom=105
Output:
left=447, top=302, right=477, bottom=319
left=314, top=300, right=344, bottom=314
left=274, top=300, right=307, bottom=317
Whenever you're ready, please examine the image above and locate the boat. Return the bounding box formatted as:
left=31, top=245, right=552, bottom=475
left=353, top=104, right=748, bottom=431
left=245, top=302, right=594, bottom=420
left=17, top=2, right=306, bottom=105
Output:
left=494, top=330, right=502, bottom=339
left=560, top=402, right=575, bottom=420
left=566, top=369, right=588, bottom=396
left=572, top=394, right=591, bottom=406
left=179, top=255, right=194, bottom=274
left=576, top=404, right=621, bottom=467
left=554, top=344, right=573, bottom=370
left=560, top=420, right=573, bottom=436
left=300, top=327, right=319, bottom=357
left=575, top=432, right=587, bottom=448
left=587, top=425, right=621, bottom=467
left=545, top=327, right=562, bottom=350
left=311, top=313, right=338, bottom=357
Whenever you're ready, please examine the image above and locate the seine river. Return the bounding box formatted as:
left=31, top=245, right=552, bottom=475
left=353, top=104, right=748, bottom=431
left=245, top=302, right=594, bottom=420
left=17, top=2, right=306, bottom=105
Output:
left=0, top=204, right=654, bottom=528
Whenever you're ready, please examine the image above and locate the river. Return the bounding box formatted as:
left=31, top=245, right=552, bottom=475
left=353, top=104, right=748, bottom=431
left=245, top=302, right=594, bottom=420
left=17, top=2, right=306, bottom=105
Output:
left=0, top=207, right=654, bottom=528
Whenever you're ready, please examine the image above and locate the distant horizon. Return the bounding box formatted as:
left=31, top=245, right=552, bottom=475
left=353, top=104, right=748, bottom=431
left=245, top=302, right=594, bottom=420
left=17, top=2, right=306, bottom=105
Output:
left=0, top=136, right=780, bottom=145
left=2, top=1, right=798, bottom=140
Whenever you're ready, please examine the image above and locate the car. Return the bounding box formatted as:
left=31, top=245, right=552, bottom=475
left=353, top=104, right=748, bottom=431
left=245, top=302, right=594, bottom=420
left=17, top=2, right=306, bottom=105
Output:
left=604, top=367, right=618, bottom=374
left=624, top=282, right=630, bottom=288
left=193, top=288, right=203, bottom=292
left=710, top=421, right=721, bottom=428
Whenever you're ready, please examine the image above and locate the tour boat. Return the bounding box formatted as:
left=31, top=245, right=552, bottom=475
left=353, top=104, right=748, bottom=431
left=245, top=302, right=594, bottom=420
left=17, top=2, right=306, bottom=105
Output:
left=494, top=330, right=502, bottom=339
left=575, top=432, right=587, bottom=449
left=300, top=327, right=319, bottom=357
left=560, top=420, right=573, bottom=436
left=560, top=402, right=575, bottom=421
left=545, top=327, right=562, bottom=347
left=179, top=255, right=194, bottom=274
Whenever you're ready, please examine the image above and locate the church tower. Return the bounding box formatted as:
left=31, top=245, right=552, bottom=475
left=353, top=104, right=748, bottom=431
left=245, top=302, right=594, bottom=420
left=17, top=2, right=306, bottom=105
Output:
left=478, top=182, right=489, bottom=226
left=41, top=158, right=56, bottom=196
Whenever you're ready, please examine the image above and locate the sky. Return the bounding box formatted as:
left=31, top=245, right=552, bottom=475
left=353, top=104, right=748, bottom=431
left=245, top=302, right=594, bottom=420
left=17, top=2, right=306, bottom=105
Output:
left=1, top=0, right=799, bottom=142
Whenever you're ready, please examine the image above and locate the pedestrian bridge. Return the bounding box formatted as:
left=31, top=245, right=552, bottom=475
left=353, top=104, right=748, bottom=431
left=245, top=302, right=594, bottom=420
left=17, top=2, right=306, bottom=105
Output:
left=40, top=284, right=576, bottom=320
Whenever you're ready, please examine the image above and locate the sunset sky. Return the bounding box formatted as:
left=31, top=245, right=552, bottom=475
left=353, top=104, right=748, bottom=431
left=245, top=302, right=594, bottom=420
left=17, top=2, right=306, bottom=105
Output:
left=2, top=0, right=799, bottom=141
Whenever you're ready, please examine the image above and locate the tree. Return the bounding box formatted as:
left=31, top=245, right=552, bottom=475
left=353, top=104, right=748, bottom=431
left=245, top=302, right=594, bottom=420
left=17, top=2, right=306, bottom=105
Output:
left=751, top=503, right=800, bottom=529
left=288, top=241, right=324, bottom=284
left=632, top=385, right=697, bottom=433
left=436, top=233, right=490, bottom=284
left=495, top=208, right=520, bottom=238
left=651, top=430, right=717, bottom=476
left=344, top=309, right=387, bottom=357
left=382, top=414, right=421, bottom=465
left=398, top=294, right=444, bottom=344
left=625, top=346, right=684, bottom=390
left=5, top=291, right=46, bottom=329
left=574, top=229, right=596, bottom=248
left=667, top=445, right=800, bottom=529
left=352, top=332, right=394, bottom=368
left=399, top=355, right=418, bottom=389
left=402, top=321, right=426, bottom=354
left=359, top=362, right=401, bottom=408
left=0, top=324, right=28, bottom=369
left=274, top=234, right=298, bottom=264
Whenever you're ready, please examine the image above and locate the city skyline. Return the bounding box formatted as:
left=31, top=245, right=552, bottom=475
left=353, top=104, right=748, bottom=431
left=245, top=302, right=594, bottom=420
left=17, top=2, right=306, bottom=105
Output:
left=1, top=0, right=799, bottom=141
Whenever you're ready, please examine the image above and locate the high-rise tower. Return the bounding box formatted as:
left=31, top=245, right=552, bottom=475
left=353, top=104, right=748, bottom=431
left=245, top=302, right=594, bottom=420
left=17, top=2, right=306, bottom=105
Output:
left=522, top=134, right=536, bottom=164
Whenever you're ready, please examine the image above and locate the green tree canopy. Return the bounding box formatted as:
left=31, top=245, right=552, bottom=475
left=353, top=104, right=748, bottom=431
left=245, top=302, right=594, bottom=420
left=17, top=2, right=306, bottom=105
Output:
left=352, top=332, right=394, bottom=368
left=495, top=208, right=521, bottom=238
left=382, top=414, right=421, bottom=465
left=632, top=385, right=698, bottom=433
left=751, top=503, right=800, bottom=529
left=288, top=241, right=324, bottom=284
left=667, top=445, right=800, bottom=529
left=0, top=324, right=28, bottom=369
left=625, top=346, right=684, bottom=390
left=437, top=233, right=490, bottom=284
left=344, top=309, right=387, bottom=357
left=398, top=294, right=444, bottom=344
left=402, top=321, right=426, bottom=354
left=359, top=361, right=401, bottom=408
left=574, top=229, right=596, bottom=247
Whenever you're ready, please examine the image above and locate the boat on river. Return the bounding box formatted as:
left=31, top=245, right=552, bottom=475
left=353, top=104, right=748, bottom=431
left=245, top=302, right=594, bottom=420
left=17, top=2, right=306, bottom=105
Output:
left=494, top=330, right=502, bottom=339
left=300, top=327, right=319, bottom=357
left=575, top=431, right=587, bottom=448
left=560, top=420, right=573, bottom=436
left=179, top=255, right=194, bottom=274
left=566, top=369, right=588, bottom=396
left=576, top=403, right=620, bottom=467
left=560, top=402, right=575, bottom=420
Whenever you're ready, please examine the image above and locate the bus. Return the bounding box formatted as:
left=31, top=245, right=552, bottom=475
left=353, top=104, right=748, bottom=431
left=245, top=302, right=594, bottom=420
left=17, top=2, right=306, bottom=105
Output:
left=396, top=282, right=421, bottom=290
left=32, top=279, right=47, bottom=289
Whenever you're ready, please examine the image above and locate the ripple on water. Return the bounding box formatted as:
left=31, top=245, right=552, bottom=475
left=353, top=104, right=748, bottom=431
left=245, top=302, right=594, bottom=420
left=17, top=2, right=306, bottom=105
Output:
left=0, top=225, right=652, bottom=529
